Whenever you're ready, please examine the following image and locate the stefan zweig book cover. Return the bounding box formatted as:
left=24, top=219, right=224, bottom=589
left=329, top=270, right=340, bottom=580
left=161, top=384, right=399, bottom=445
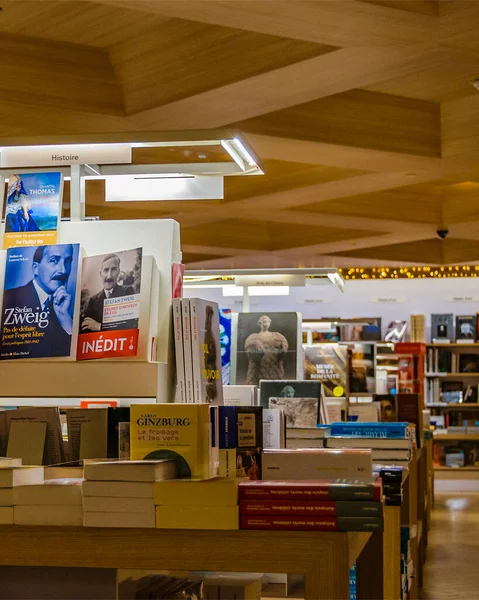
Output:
left=77, top=248, right=142, bottom=360
left=3, top=172, right=63, bottom=250
left=0, top=244, right=79, bottom=359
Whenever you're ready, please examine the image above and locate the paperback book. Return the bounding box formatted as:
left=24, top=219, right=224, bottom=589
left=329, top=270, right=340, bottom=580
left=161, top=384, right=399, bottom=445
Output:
left=240, top=500, right=382, bottom=517
left=3, top=172, right=63, bottom=249
left=268, top=397, right=319, bottom=429
left=218, top=406, right=263, bottom=479
left=431, top=314, right=453, bottom=343
left=232, top=312, right=302, bottom=385
left=456, top=315, right=477, bottom=343
left=303, top=344, right=348, bottom=397
left=384, top=321, right=408, bottom=343
left=240, top=515, right=383, bottom=532
left=238, top=479, right=382, bottom=501
left=259, top=380, right=321, bottom=409
left=77, top=248, right=142, bottom=360
left=0, top=244, right=80, bottom=359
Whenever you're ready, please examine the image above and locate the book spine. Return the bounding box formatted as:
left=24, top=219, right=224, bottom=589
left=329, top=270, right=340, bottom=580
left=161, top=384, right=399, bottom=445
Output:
left=240, top=515, right=384, bottom=532
left=218, top=407, right=238, bottom=448
left=330, top=425, right=407, bottom=438
left=189, top=299, right=202, bottom=403
left=239, top=483, right=381, bottom=502
left=240, top=500, right=383, bottom=517
left=172, top=299, right=186, bottom=403
left=181, top=299, right=194, bottom=403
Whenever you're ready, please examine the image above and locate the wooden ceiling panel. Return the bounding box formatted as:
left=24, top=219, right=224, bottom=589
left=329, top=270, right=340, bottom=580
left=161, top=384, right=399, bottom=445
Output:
left=333, top=239, right=445, bottom=263
left=109, top=20, right=333, bottom=114
left=235, top=90, right=440, bottom=157
left=359, top=1, right=438, bottom=17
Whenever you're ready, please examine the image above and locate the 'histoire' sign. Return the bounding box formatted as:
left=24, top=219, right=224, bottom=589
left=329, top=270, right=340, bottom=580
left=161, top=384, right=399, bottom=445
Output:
left=0, top=144, right=132, bottom=168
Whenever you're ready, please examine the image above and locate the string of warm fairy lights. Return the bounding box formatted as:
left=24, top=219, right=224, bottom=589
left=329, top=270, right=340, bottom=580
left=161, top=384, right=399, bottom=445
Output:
left=338, top=266, right=479, bottom=280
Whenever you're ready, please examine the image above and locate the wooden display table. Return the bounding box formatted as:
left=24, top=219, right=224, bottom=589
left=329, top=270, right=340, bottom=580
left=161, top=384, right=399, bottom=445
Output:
left=0, top=523, right=395, bottom=600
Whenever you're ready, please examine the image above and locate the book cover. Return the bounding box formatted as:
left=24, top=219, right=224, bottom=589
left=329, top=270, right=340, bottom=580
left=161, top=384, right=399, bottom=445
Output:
left=240, top=499, right=382, bottom=517
left=130, top=404, right=213, bottom=479
left=223, top=385, right=256, bottom=406
left=456, top=315, right=477, bottom=343
left=240, top=515, right=383, bottom=532
left=181, top=299, right=194, bottom=403
left=156, top=505, right=239, bottom=530
left=154, top=478, right=238, bottom=506
left=189, top=298, right=223, bottom=404
left=6, top=407, right=64, bottom=465
left=233, top=312, right=301, bottom=385
left=330, top=422, right=408, bottom=438
left=173, top=298, right=186, bottom=402
left=396, top=394, right=423, bottom=446
left=340, top=318, right=382, bottom=342
left=238, top=479, right=382, bottom=501
left=268, top=397, right=319, bottom=429
left=220, top=308, right=232, bottom=385
left=344, top=342, right=375, bottom=393
left=384, top=321, right=408, bottom=343
left=3, top=172, right=63, bottom=250
left=459, top=354, right=479, bottom=373
left=262, top=448, right=372, bottom=482
left=66, top=408, right=107, bottom=462
left=0, top=244, right=79, bottom=359
left=259, top=380, right=321, bottom=409
left=218, top=406, right=263, bottom=479
left=263, top=408, right=286, bottom=449
left=303, top=344, right=348, bottom=397
left=108, top=407, right=131, bottom=459
left=431, top=314, right=453, bottom=342
left=77, top=248, right=142, bottom=360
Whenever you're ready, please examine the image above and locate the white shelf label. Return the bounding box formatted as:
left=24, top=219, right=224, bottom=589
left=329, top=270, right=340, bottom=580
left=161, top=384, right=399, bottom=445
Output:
left=0, top=143, right=132, bottom=168
left=445, top=296, right=479, bottom=303
left=371, top=296, right=406, bottom=304
left=297, top=297, right=332, bottom=304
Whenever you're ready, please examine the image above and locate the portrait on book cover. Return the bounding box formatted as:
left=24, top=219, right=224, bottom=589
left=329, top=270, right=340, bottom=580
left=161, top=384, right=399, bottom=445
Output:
left=235, top=312, right=300, bottom=386
left=79, top=247, right=142, bottom=334
left=0, top=244, right=79, bottom=359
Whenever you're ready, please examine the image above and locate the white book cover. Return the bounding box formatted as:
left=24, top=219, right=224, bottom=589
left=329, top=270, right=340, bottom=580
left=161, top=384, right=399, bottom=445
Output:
left=223, top=385, right=256, bottom=406
left=263, top=409, right=286, bottom=449
left=173, top=298, right=186, bottom=402
left=181, top=299, right=194, bottom=403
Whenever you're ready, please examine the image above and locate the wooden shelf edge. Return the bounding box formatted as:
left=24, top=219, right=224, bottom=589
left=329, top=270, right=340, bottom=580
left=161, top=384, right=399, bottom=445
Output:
left=434, top=466, right=479, bottom=471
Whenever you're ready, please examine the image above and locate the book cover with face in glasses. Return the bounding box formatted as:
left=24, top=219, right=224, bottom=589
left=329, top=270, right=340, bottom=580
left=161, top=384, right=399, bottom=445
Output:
left=77, top=248, right=142, bottom=360
left=0, top=243, right=80, bottom=359
left=3, top=172, right=63, bottom=250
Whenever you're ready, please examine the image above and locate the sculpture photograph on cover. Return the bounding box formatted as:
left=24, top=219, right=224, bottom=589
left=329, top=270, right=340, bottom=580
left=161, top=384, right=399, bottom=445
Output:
left=235, top=312, right=300, bottom=386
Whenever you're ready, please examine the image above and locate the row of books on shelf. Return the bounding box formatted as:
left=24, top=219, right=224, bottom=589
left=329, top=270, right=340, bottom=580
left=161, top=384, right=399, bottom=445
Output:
left=426, top=377, right=479, bottom=404
left=426, top=347, right=479, bottom=374
left=434, top=443, right=479, bottom=468
left=431, top=314, right=479, bottom=344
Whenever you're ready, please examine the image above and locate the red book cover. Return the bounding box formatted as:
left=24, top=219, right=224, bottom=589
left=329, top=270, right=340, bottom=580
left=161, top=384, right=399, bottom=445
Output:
left=238, top=479, right=382, bottom=502
left=240, top=499, right=383, bottom=517
left=240, top=515, right=383, bottom=532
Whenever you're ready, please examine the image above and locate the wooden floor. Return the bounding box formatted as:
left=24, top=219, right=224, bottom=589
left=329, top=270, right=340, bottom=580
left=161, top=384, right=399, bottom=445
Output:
left=422, top=492, right=479, bottom=599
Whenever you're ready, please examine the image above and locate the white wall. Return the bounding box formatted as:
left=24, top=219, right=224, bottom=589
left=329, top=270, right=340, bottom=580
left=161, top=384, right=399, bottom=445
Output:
left=184, top=277, right=479, bottom=340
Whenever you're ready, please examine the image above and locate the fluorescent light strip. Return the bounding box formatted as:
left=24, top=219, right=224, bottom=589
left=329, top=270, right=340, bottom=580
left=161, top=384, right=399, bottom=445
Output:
left=233, top=138, right=257, bottom=166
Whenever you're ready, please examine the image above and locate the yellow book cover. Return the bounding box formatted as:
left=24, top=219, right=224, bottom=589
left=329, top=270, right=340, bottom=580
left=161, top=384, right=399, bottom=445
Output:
left=154, top=478, right=238, bottom=507
left=155, top=505, right=239, bottom=530
left=130, top=404, right=212, bottom=480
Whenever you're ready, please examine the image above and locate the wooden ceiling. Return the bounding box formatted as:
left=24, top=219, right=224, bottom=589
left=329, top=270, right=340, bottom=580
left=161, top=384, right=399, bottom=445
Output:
left=3, top=0, right=479, bottom=267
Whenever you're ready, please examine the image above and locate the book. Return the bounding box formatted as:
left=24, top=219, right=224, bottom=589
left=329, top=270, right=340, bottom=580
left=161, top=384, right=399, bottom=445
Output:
left=396, top=394, right=423, bottom=446
left=0, top=489, right=14, bottom=505
left=326, top=437, right=410, bottom=449
left=348, top=404, right=380, bottom=422
left=3, top=172, right=63, bottom=250
left=0, top=244, right=80, bottom=359
left=107, top=407, right=131, bottom=459
left=181, top=299, right=194, bottom=403
left=268, top=397, right=319, bottom=429
left=6, top=421, right=47, bottom=465
left=84, top=511, right=155, bottom=528
left=83, top=496, right=154, bottom=514
left=456, top=315, right=477, bottom=343
left=303, top=344, right=348, bottom=398
left=0, top=457, right=22, bottom=468
left=154, top=478, right=238, bottom=506
left=83, top=481, right=154, bottom=499
left=262, top=449, right=372, bottom=482
left=459, top=354, right=479, bottom=373
left=431, top=314, right=453, bottom=343
left=240, top=500, right=382, bottom=517
left=173, top=298, right=186, bottom=402
left=156, top=505, right=239, bottom=530
left=218, top=406, right=263, bottom=479
left=189, top=298, right=223, bottom=404
left=66, top=408, right=108, bottom=461
left=232, top=312, right=302, bottom=385
left=263, top=408, right=286, bottom=449
left=340, top=318, right=381, bottom=342
left=223, top=385, right=257, bottom=406
left=77, top=247, right=142, bottom=360
left=44, top=466, right=83, bottom=480
left=384, top=321, right=408, bottom=343
left=286, top=425, right=331, bottom=439
left=286, top=438, right=324, bottom=449
left=130, top=404, right=214, bottom=479
left=6, top=407, right=64, bottom=465
left=344, top=342, right=375, bottom=394
left=240, top=515, right=383, bottom=532
left=330, top=422, right=409, bottom=438
left=219, top=308, right=233, bottom=385
left=371, top=449, right=410, bottom=461
left=14, top=478, right=83, bottom=506
left=202, top=575, right=261, bottom=600
left=84, top=460, right=176, bottom=483
left=238, top=480, right=382, bottom=501
left=14, top=504, right=82, bottom=526
left=259, top=380, right=321, bottom=410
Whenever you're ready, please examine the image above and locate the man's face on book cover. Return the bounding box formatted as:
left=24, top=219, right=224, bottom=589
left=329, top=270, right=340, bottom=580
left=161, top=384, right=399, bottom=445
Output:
left=33, top=245, right=73, bottom=294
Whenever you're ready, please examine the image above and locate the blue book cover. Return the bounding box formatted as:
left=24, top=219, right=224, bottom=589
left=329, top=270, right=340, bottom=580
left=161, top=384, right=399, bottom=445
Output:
left=218, top=406, right=238, bottom=449
left=3, top=172, right=63, bottom=250
left=0, top=244, right=80, bottom=359
left=331, top=422, right=408, bottom=438
left=219, top=308, right=232, bottom=385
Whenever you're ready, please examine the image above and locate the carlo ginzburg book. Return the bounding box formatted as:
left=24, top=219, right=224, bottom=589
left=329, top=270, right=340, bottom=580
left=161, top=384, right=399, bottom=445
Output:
left=77, top=248, right=142, bottom=360
left=3, top=172, right=63, bottom=250
left=0, top=244, right=80, bottom=359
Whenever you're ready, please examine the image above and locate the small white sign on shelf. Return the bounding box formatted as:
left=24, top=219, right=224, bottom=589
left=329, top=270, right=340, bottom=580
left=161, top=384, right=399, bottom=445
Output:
left=445, top=296, right=479, bottom=303
left=236, top=274, right=305, bottom=287
left=370, top=296, right=406, bottom=304
left=297, top=297, right=332, bottom=304
left=0, top=143, right=132, bottom=168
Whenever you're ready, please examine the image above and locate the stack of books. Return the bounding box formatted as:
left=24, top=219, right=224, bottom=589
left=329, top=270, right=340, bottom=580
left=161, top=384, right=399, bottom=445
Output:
left=401, top=525, right=416, bottom=598
left=239, top=480, right=384, bottom=531
left=82, top=460, right=176, bottom=528
left=14, top=477, right=83, bottom=526
left=0, top=460, right=34, bottom=525
left=155, top=479, right=239, bottom=530
left=285, top=425, right=331, bottom=449
left=373, top=466, right=404, bottom=506
left=325, top=422, right=412, bottom=467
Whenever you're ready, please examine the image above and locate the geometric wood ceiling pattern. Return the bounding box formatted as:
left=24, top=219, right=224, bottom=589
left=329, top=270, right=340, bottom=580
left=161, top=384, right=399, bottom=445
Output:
left=2, top=0, right=479, bottom=268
